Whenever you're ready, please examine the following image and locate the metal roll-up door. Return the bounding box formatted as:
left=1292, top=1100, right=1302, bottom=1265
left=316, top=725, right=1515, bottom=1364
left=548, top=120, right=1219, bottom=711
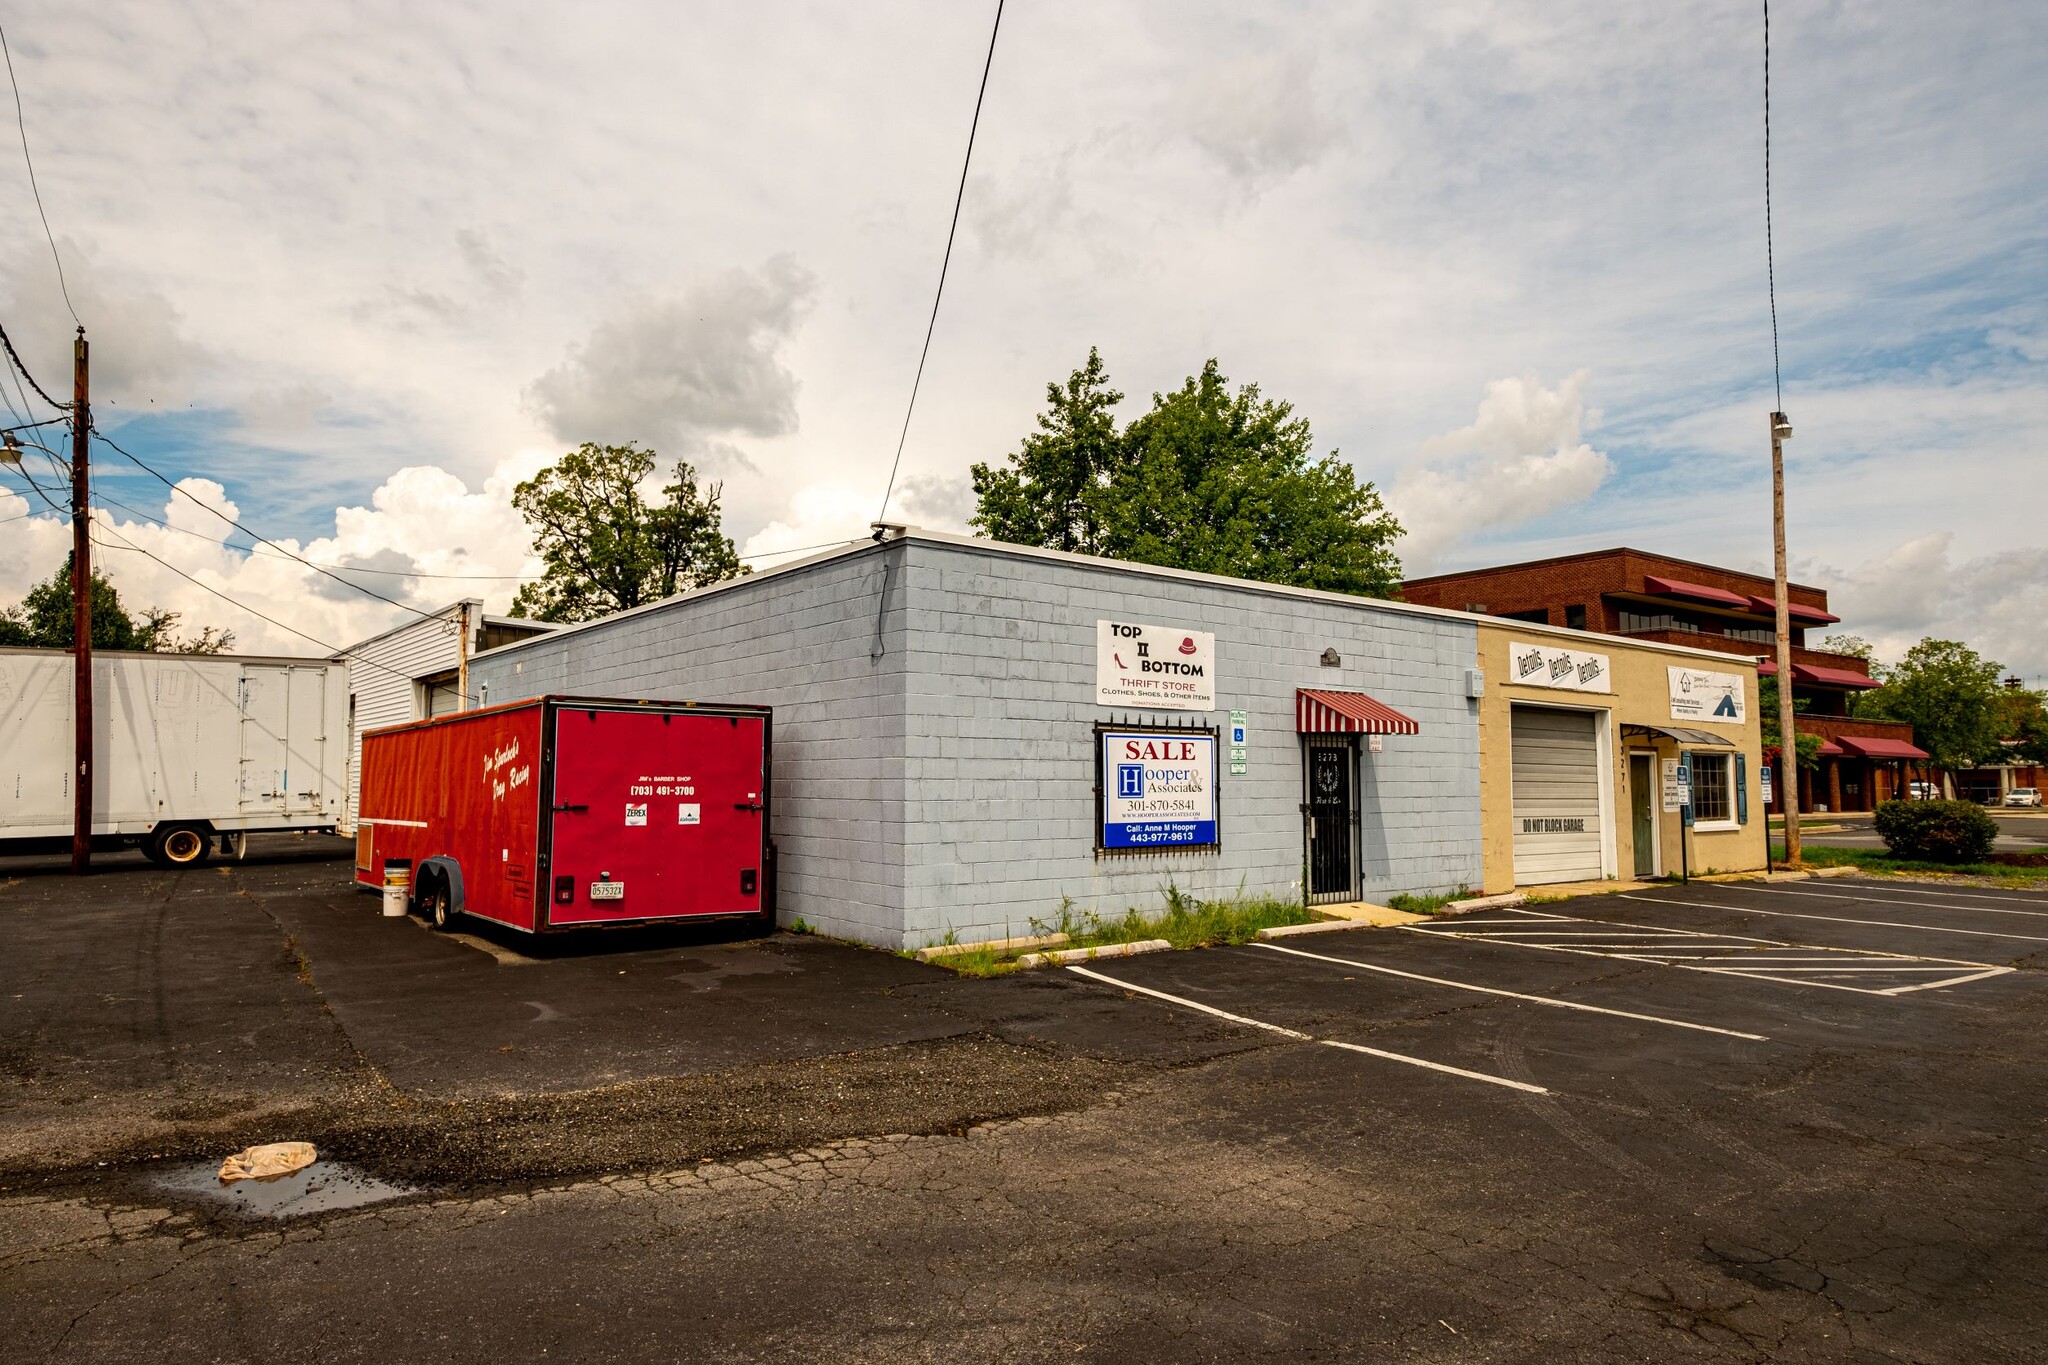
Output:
left=1510, top=706, right=1604, bottom=885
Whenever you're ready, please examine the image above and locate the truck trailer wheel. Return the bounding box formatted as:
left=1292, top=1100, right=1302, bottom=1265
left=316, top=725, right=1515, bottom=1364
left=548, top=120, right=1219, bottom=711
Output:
left=147, top=824, right=213, bottom=868
left=419, top=874, right=458, bottom=931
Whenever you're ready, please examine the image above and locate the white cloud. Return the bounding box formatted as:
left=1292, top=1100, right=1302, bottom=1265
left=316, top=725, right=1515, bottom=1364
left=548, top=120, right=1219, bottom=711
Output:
left=1176, top=51, right=1339, bottom=185
left=526, top=257, right=816, bottom=461
left=1388, top=372, right=1612, bottom=570
left=1, top=456, right=547, bottom=654
left=1805, top=534, right=2048, bottom=683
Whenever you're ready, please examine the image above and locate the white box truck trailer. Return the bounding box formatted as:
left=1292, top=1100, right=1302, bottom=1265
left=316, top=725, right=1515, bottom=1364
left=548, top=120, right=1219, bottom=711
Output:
left=0, top=648, right=348, bottom=866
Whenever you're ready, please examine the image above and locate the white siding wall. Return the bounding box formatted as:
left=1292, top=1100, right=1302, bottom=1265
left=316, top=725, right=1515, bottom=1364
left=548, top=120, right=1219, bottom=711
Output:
left=337, top=607, right=467, bottom=833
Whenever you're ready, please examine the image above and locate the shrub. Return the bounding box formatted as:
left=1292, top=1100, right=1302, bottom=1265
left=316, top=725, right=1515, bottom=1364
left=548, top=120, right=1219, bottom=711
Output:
left=1872, top=799, right=1997, bottom=863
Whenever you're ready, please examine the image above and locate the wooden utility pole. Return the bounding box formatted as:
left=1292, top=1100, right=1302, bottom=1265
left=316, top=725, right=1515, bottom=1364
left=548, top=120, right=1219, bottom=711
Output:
left=1770, top=409, right=1800, bottom=866
left=70, top=327, right=92, bottom=875
left=456, top=600, right=471, bottom=712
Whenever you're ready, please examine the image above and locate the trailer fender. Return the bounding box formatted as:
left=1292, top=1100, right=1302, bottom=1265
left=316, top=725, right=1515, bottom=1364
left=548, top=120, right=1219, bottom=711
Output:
left=419, top=856, right=466, bottom=915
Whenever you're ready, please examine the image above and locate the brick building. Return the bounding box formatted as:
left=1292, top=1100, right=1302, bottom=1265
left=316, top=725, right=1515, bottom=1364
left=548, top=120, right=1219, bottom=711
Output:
left=1402, top=548, right=1926, bottom=813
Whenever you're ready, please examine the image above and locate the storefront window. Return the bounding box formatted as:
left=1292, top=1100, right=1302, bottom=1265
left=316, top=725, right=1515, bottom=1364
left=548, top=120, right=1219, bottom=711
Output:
left=1691, top=752, right=1734, bottom=824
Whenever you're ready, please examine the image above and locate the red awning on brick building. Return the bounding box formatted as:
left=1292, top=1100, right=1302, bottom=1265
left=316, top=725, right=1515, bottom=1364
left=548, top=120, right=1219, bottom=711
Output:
left=1743, top=593, right=1840, bottom=624
left=1835, top=735, right=1929, bottom=760
left=1643, top=574, right=1752, bottom=608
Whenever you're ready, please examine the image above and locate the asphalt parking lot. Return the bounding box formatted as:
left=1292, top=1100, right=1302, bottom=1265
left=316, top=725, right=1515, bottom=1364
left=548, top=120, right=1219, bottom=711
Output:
left=4, top=849, right=2047, bottom=1362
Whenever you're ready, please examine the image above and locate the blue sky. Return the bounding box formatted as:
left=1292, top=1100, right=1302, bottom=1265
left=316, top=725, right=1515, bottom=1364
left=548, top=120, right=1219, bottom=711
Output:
left=2, top=1, right=2044, bottom=678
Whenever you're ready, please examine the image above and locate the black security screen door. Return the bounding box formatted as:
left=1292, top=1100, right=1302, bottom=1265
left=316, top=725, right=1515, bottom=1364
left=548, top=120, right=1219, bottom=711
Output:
left=1306, top=739, right=1357, bottom=901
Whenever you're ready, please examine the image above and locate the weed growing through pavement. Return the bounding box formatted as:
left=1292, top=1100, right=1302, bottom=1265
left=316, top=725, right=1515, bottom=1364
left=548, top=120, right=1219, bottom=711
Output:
left=1385, top=886, right=1472, bottom=915
left=930, top=883, right=1315, bottom=978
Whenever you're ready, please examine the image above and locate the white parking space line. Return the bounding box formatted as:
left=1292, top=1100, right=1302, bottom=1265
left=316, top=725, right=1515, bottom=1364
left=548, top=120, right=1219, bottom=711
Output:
left=1716, top=884, right=2048, bottom=920
left=1065, top=966, right=1309, bottom=1039
left=1816, top=883, right=2048, bottom=908
left=1320, top=1040, right=1548, bottom=1094
left=1066, top=965, right=1548, bottom=1094
left=1630, top=893, right=2048, bottom=944
left=1409, top=902, right=2014, bottom=996
left=1252, top=941, right=1767, bottom=1039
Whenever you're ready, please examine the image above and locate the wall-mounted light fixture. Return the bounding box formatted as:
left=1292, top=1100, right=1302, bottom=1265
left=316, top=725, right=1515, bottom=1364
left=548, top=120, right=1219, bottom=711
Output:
left=1320, top=647, right=1341, bottom=667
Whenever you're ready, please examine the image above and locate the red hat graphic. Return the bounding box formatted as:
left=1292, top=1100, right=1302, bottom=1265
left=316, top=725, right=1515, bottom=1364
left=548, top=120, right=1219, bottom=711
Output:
left=1178, top=637, right=1197, bottom=655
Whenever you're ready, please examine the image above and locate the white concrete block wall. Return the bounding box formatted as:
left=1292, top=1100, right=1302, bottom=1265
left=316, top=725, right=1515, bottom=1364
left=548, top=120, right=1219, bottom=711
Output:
left=469, top=534, right=1482, bottom=951
left=468, top=549, right=910, bottom=944
left=894, top=540, right=1482, bottom=948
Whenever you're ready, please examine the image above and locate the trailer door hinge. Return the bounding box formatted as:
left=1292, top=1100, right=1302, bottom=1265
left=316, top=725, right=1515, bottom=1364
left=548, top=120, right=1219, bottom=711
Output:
left=733, top=802, right=765, bottom=813
left=551, top=803, right=588, bottom=813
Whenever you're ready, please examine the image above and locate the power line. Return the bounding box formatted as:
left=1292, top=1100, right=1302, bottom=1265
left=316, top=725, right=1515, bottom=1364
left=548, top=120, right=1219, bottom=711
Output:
left=89, top=522, right=445, bottom=687
left=91, top=428, right=451, bottom=626
left=0, top=317, right=66, bottom=411
left=1763, top=0, right=1783, bottom=409
left=0, top=25, right=79, bottom=326
left=875, top=0, right=1003, bottom=529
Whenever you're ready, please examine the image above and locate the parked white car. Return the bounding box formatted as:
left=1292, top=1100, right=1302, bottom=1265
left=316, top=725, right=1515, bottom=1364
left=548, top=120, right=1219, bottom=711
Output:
left=1908, top=782, right=1938, bottom=800
left=2006, top=787, right=2042, bottom=807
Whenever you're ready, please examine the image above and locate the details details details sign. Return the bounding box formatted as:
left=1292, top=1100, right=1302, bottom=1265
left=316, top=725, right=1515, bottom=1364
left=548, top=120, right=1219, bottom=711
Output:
left=1668, top=666, right=1747, bottom=724
left=1100, top=730, right=1218, bottom=850
left=1097, top=621, right=1217, bottom=711
left=1508, top=640, right=1612, bottom=694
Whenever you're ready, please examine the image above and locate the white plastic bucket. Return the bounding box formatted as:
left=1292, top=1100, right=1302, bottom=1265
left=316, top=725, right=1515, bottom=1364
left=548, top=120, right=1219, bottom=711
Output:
left=381, top=862, right=411, bottom=918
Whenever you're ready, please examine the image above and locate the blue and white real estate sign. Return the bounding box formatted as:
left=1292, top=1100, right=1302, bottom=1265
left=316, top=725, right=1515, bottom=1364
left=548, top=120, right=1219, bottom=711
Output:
left=1101, top=731, right=1218, bottom=849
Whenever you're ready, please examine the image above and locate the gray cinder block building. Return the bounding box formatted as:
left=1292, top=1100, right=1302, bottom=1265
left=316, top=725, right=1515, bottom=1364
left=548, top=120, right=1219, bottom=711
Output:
left=469, top=528, right=1485, bottom=950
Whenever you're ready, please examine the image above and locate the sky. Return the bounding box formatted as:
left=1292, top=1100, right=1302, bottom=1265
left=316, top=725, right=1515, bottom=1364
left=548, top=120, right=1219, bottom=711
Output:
left=1, top=1, right=2044, bottom=681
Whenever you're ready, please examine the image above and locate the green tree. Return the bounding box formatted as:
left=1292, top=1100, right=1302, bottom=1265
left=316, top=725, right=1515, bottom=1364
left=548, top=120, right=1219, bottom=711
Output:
left=1758, top=672, right=1823, bottom=773
left=1996, top=686, right=2048, bottom=765
left=508, top=443, right=744, bottom=623
left=1859, top=638, right=2007, bottom=774
left=1815, top=633, right=1875, bottom=662
left=970, top=352, right=1404, bottom=597
left=0, top=553, right=234, bottom=652
left=969, top=347, right=1126, bottom=555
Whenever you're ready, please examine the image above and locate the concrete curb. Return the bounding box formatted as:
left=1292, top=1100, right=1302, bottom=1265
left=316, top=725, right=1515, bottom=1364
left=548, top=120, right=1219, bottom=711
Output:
left=1017, top=939, right=1173, bottom=969
left=1255, top=920, right=1379, bottom=940
left=914, top=933, right=1068, bottom=963
left=1442, top=892, right=1526, bottom=915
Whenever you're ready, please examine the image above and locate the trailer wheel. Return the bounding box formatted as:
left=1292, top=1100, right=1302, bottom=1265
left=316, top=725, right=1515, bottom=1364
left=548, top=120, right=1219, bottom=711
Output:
left=420, top=875, right=458, bottom=932
left=147, top=824, right=213, bottom=868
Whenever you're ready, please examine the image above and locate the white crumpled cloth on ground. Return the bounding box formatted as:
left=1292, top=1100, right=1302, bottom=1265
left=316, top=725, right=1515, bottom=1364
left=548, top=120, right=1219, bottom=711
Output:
left=218, top=1142, right=317, bottom=1183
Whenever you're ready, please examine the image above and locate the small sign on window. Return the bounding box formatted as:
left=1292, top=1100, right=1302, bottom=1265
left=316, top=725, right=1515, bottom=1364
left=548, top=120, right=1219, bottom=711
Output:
left=625, top=803, right=648, bottom=826
left=678, top=803, right=701, bottom=825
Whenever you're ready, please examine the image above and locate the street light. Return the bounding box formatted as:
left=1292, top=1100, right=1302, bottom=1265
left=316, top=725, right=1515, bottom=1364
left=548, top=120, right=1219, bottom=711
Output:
left=1, top=430, right=21, bottom=467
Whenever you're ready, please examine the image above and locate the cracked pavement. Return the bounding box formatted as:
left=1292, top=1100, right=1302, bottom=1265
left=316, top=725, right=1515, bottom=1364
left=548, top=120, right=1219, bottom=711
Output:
left=4, top=843, right=2047, bottom=1361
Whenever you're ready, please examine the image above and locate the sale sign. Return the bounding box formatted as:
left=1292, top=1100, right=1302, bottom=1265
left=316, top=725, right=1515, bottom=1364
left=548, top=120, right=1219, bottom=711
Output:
left=1100, top=730, right=1218, bottom=850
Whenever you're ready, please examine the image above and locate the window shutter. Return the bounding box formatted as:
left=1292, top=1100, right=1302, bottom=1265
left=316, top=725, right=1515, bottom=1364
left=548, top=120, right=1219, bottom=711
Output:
left=1736, top=752, right=1749, bottom=824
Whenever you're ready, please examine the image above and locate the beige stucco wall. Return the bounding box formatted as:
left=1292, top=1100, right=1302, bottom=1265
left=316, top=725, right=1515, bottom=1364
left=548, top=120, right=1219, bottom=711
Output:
left=1475, top=625, right=1768, bottom=894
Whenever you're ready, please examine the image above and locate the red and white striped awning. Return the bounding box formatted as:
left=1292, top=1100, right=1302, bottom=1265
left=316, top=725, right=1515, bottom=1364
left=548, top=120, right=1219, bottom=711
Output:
left=1296, top=688, right=1420, bottom=735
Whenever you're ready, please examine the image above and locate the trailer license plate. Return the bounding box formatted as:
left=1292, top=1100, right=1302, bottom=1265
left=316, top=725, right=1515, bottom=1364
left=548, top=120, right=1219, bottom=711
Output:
left=589, top=881, right=625, bottom=901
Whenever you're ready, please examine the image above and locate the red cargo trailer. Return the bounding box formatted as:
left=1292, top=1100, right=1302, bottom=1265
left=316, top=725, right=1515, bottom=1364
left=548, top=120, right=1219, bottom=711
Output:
left=354, top=696, right=771, bottom=932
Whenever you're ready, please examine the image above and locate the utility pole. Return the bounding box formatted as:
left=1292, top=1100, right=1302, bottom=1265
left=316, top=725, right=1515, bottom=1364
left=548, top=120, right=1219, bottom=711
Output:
left=1770, top=409, right=1800, bottom=866
left=70, top=327, right=92, bottom=875
left=456, top=600, right=471, bottom=712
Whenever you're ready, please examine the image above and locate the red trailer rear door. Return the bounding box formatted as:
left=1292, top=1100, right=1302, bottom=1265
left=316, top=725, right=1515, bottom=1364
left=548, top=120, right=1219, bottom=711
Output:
left=546, top=706, right=767, bottom=925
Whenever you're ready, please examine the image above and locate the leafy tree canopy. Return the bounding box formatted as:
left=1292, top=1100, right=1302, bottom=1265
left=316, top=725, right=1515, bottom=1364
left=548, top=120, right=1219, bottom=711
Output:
left=0, top=553, right=233, bottom=653
left=1996, top=686, right=2048, bottom=766
left=1758, top=672, right=1824, bottom=772
left=509, top=443, right=745, bottom=623
left=1858, top=637, right=2007, bottom=772
left=971, top=351, right=1403, bottom=597
left=1815, top=633, right=1875, bottom=662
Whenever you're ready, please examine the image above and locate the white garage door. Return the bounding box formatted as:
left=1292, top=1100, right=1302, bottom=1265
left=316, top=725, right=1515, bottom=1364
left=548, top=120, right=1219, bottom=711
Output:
left=1510, top=706, right=1605, bottom=885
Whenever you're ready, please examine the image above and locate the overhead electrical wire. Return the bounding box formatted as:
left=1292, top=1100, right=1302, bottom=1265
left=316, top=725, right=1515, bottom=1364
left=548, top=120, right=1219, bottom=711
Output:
left=874, top=0, right=1003, bottom=530
left=0, top=25, right=80, bottom=326
left=0, top=316, right=67, bottom=411
left=91, top=428, right=450, bottom=626
left=1763, top=0, right=1783, bottom=409
left=89, top=520, right=449, bottom=687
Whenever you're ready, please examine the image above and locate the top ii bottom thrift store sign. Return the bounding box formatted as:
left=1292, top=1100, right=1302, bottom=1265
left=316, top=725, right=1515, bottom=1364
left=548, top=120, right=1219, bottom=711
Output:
left=1097, top=620, right=1216, bottom=711
left=1100, top=730, right=1218, bottom=851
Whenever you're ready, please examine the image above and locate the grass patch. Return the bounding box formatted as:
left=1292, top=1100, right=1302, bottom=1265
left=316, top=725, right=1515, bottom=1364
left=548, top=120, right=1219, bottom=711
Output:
left=1386, top=887, right=1471, bottom=915
left=1777, top=843, right=2048, bottom=886
left=931, top=885, right=1316, bottom=977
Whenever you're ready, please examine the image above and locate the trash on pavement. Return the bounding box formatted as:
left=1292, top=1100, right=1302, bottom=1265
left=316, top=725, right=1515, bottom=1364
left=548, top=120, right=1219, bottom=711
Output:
left=218, top=1141, right=318, bottom=1184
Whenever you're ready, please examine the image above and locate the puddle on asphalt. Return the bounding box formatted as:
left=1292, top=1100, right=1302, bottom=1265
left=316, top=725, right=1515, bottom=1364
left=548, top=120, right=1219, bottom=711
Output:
left=149, top=1160, right=418, bottom=1220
